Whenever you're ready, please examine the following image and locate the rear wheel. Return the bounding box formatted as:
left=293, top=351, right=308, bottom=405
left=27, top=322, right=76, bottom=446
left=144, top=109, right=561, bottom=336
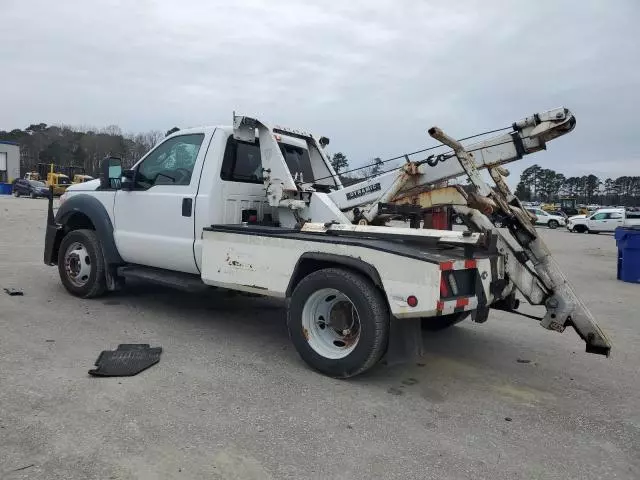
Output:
left=57, top=229, right=107, bottom=298
left=14, top=190, right=20, bottom=197
left=30, top=191, right=36, bottom=199
left=421, top=312, right=470, bottom=331
left=287, top=268, right=389, bottom=378
left=548, top=220, right=559, bottom=229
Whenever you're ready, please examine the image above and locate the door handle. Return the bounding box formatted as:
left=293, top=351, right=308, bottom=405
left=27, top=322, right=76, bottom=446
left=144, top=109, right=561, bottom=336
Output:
left=182, top=198, right=193, bottom=217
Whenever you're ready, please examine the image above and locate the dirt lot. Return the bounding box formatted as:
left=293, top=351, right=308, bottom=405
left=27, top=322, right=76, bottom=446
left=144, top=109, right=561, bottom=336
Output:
left=1, top=195, right=639, bottom=480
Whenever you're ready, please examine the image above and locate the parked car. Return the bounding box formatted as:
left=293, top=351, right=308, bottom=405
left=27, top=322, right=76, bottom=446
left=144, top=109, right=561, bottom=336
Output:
left=12, top=179, right=50, bottom=198
left=567, top=208, right=640, bottom=233
left=525, top=208, right=566, bottom=229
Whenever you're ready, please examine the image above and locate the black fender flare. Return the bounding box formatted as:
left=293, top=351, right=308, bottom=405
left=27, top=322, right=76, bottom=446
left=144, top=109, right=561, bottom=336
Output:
left=285, top=252, right=384, bottom=297
left=51, top=194, right=123, bottom=265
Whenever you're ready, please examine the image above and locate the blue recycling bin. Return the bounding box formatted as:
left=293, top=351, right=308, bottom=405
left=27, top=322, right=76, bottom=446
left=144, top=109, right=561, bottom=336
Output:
left=0, top=183, right=13, bottom=195
left=615, top=227, right=640, bottom=284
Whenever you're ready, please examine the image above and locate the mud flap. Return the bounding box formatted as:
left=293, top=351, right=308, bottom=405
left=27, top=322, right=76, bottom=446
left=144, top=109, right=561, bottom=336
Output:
left=382, top=317, right=424, bottom=366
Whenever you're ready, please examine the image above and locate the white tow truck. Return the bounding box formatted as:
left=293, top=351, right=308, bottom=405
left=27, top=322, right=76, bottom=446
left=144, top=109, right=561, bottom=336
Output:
left=44, top=107, right=611, bottom=377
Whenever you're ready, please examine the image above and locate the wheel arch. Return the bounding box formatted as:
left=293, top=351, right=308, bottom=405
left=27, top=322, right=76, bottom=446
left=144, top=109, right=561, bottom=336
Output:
left=286, top=252, right=384, bottom=298
left=47, top=194, right=123, bottom=266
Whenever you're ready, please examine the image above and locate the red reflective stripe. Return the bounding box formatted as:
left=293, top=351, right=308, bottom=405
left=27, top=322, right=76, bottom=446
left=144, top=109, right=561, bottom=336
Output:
left=436, top=301, right=445, bottom=311
left=439, top=275, right=449, bottom=297
left=440, top=261, right=453, bottom=271
left=456, top=297, right=470, bottom=308
left=464, top=259, right=476, bottom=269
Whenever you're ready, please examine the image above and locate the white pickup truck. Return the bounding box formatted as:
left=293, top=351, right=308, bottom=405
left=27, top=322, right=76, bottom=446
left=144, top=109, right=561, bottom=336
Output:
left=44, top=108, right=611, bottom=377
left=567, top=208, right=640, bottom=233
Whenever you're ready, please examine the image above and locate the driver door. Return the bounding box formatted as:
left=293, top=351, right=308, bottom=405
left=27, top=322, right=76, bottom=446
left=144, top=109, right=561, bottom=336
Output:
left=587, top=212, right=608, bottom=232
left=113, top=133, right=209, bottom=274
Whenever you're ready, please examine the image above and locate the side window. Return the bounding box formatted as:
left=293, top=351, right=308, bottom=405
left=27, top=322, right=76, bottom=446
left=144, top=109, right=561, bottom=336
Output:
left=591, top=213, right=607, bottom=220
left=280, top=144, right=314, bottom=183
left=137, top=134, right=204, bottom=189
left=609, top=212, right=623, bottom=219
left=220, top=136, right=263, bottom=184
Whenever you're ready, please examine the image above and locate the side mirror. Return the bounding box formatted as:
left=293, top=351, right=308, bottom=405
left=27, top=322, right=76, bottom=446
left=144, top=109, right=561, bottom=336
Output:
left=121, top=169, right=135, bottom=191
left=319, top=136, right=330, bottom=148
left=100, top=157, right=123, bottom=189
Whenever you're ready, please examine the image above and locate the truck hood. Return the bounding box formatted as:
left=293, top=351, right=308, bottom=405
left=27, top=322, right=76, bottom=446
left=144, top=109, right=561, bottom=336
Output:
left=66, top=178, right=101, bottom=191
left=568, top=214, right=587, bottom=221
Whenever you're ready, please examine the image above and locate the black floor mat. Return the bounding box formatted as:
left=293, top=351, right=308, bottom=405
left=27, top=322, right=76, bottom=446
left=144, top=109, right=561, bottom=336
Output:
left=89, top=344, right=162, bottom=377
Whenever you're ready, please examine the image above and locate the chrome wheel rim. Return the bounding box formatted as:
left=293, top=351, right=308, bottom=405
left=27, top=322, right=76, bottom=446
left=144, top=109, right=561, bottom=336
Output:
left=64, top=242, right=92, bottom=287
left=301, top=288, right=361, bottom=359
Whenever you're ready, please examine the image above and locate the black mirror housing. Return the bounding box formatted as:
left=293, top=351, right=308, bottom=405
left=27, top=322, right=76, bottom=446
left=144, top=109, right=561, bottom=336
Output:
left=100, top=157, right=123, bottom=189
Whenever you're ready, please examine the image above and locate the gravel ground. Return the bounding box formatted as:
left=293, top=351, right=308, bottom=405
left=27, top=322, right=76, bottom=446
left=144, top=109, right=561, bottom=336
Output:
left=1, top=195, right=638, bottom=480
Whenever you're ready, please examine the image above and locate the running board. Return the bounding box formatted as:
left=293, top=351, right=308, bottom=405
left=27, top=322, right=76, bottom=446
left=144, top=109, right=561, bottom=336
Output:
left=117, top=265, right=210, bottom=293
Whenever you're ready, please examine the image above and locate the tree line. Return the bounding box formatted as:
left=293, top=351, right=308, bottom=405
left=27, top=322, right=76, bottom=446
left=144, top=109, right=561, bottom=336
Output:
left=515, top=164, right=640, bottom=206
left=0, top=123, right=180, bottom=177
left=330, top=152, right=386, bottom=186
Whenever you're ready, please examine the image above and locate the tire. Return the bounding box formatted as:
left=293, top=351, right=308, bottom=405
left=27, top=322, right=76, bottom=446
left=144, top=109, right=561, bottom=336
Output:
left=573, top=225, right=587, bottom=233
left=287, top=268, right=389, bottom=378
left=421, top=312, right=470, bottom=331
left=548, top=220, right=559, bottom=229
left=14, top=190, right=20, bottom=197
left=57, top=229, right=107, bottom=298
left=30, top=191, right=36, bottom=199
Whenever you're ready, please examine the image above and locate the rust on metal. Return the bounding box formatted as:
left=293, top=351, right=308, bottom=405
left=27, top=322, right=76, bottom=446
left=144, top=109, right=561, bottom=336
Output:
left=391, top=185, right=468, bottom=210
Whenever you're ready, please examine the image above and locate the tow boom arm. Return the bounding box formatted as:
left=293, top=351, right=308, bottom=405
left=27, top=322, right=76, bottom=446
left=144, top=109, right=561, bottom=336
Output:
left=231, top=107, right=611, bottom=357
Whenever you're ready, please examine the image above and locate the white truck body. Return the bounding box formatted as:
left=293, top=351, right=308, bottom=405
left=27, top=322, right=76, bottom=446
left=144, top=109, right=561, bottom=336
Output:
left=567, top=208, right=640, bottom=233
left=44, top=107, right=611, bottom=377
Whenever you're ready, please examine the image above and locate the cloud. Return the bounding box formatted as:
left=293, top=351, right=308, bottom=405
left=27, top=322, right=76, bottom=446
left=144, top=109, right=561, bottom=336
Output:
left=1, top=0, right=639, bottom=185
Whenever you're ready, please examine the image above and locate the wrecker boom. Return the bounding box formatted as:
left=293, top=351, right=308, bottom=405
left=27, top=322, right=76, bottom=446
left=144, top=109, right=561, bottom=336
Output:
left=232, top=107, right=611, bottom=357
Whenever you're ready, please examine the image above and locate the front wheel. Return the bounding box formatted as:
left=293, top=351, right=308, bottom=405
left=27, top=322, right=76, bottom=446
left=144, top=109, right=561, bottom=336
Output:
left=57, top=229, right=107, bottom=298
left=13, top=190, right=20, bottom=197
left=548, top=220, right=559, bottom=229
left=287, top=268, right=389, bottom=378
left=30, top=191, right=36, bottom=199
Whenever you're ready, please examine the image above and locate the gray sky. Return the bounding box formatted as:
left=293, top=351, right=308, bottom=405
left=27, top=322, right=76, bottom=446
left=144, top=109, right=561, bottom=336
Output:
left=2, top=0, right=639, bottom=184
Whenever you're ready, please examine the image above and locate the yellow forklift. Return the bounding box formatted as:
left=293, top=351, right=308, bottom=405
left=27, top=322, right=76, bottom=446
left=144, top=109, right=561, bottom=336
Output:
left=544, top=197, right=589, bottom=216
left=36, top=163, right=72, bottom=196
left=65, top=166, right=94, bottom=184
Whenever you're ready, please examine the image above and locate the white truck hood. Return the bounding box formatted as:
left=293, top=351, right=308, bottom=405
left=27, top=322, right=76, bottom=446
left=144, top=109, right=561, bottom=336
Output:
left=65, top=178, right=101, bottom=191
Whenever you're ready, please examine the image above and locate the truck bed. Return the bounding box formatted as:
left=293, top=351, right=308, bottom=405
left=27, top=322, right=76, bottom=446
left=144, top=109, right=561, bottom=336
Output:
left=201, top=224, right=500, bottom=319
left=203, top=224, right=484, bottom=264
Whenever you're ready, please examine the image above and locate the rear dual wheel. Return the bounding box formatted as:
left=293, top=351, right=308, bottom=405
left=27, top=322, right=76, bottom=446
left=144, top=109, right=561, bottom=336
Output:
left=287, top=268, right=389, bottom=378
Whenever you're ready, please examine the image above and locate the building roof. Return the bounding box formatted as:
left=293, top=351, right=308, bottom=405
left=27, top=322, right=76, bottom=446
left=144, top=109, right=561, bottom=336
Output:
left=0, top=140, right=19, bottom=146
